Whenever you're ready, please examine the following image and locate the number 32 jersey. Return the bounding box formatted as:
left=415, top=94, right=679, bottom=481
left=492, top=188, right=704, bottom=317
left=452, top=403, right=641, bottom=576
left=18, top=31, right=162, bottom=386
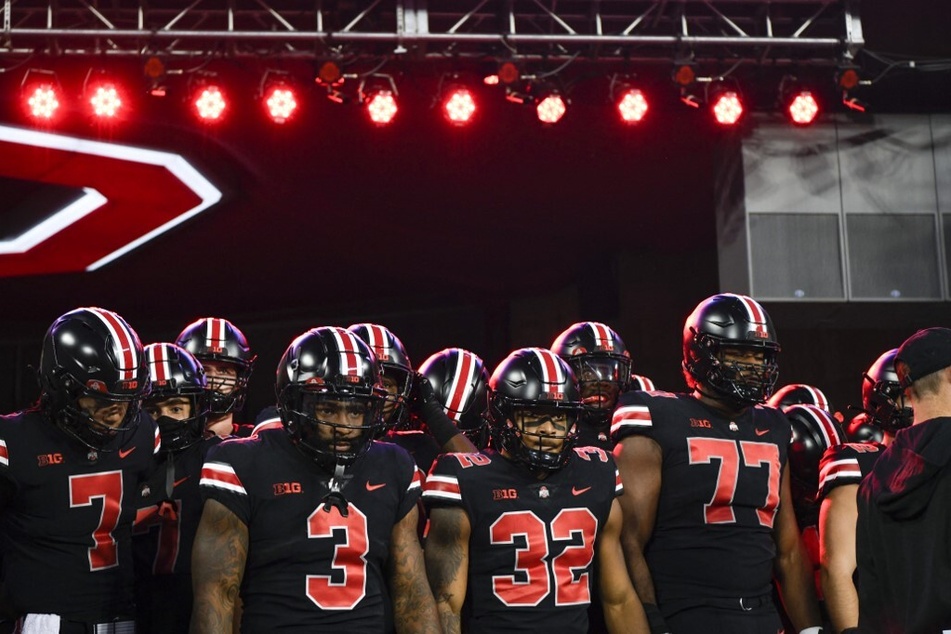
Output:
left=423, top=447, right=622, bottom=633
left=199, top=432, right=423, bottom=632
left=611, top=391, right=790, bottom=609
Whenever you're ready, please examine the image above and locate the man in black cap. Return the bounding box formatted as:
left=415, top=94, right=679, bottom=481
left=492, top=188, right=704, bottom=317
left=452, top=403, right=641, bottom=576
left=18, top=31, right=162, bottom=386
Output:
left=856, top=327, right=951, bottom=633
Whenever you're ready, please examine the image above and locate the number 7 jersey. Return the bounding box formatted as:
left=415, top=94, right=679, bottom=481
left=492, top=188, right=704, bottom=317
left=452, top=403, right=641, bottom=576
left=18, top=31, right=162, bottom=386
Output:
left=611, top=391, right=790, bottom=610
left=423, top=447, right=622, bottom=633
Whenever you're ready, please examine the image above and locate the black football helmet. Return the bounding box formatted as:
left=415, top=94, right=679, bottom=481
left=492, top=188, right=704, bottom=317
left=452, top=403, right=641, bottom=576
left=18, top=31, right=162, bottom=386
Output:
left=767, top=383, right=832, bottom=412
left=845, top=412, right=885, bottom=444
left=786, top=404, right=846, bottom=524
left=276, top=326, right=387, bottom=469
left=551, top=321, right=632, bottom=417
left=861, top=348, right=912, bottom=434
left=347, top=323, right=414, bottom=430
left=630, top=374, right=656, bottom=392
left=682, top=293, right=780, bottom=404
left=419, top=348, right=489, bottom=449
left=144, top=343, right=211, bottom=452
left=175, top=317, right=256, bottom=416
left=39, top=307, right=150, bottom=450
left=488, top=348, right=583, bottom=472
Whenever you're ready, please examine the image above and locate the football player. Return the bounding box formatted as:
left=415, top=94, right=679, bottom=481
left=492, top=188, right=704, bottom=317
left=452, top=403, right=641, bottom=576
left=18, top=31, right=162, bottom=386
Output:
left=552, top=321, right=633, bottom=449
left=817, top=348, right=910, bottom=634
left=768, top=383, right=834, bottom=413
left=176, top=317, right=256, bottom=437
left=423, top=347, right=648, bottom=633
left=0, top=308, right=157, bottom=632
left=191, top=326, right=439, bottom=632
left=133, top=343, right=220, bottom=633
left=612, top=293, right=822, bottom=633
left=418, top=347, right=490, bottom=451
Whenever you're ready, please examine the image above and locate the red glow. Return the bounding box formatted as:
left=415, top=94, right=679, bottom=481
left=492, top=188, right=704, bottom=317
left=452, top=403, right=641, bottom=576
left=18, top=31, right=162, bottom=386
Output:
left=617, top=89, right=649, bottom=123
left=89, top=84, right=123, bottom=118
left=194, top=86, right=226, bottom=121
left=264, top=86, right=298, bottom=123
left=26, top=84, right=60, bottom=120
left=443, top=88, right=476, bottom=125
left=536, top=94, right=566, bottom=124
left=788, top=91, right=819, bottom=125
left=712, top=91, right=743, bottom=125
left=366, top=90, right=398, bottom=125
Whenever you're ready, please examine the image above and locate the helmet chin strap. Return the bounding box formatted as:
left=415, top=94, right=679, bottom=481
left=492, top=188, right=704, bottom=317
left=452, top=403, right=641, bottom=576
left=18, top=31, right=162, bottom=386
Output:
left=321, top=463, right=351, bottom=517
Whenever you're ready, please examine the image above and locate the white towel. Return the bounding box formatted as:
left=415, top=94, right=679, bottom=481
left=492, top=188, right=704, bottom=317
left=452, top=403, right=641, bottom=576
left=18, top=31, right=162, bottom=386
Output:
left=18, top=614, right=61, bottom=634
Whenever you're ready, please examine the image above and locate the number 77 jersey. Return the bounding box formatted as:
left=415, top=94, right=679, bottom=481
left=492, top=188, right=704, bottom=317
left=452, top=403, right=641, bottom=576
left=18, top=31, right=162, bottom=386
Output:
left=611, top=390, right=790, bottom=609
left=423, top=447, right=621, bottom=633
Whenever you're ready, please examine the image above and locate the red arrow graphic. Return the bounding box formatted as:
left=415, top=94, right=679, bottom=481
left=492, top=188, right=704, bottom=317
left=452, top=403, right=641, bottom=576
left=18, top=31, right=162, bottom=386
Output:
left=0, top=125, right=221, bottom=277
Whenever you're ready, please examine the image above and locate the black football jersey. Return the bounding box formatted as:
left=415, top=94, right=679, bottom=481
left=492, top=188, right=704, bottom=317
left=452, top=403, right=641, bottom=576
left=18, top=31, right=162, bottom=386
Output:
left=817, top=442, right=884, bottom=502
left=385, top=429, right=441, bottom=474
left=575, top=414, right=613, bottom=451
left=611, top=391, right=790, bottom=610
left=423, top=446, right=622, bottom=633
left=0, top=409, right=159, bottom=621
left=132, top=436, right=222, bottom=633
left=200, top=434, right=423, bottom=632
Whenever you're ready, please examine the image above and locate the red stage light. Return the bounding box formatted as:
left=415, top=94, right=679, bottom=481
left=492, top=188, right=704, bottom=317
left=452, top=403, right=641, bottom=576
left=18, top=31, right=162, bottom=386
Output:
left=26, top=84, right=60, bottom=120
left=788, top=91, right=819, bottom=125
left=617, top=88, right=649, bottom=123
left=365, top=90, right=398, bottom=125
left=443, top=88, right=476, bottom=125
left=712, top=91, right=743, bottom=125
left=194, top=86, right=226, bottom=121
left=536, top=94, right=566, bottom=124
left=264, top=86, right=297, bottom=123
left=89, top=84, right=123, bottom=118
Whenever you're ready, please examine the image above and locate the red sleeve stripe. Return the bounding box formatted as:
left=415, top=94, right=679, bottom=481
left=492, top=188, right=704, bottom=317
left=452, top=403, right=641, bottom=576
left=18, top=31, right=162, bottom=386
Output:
left=615, top=468, right=623, bottom=494
left=200, top=461, right=247, bottom=495
left=422, top=474, right=461, bottom=501
left=408, top=467, right=424, bottom=491
left=610, top=405, right=652, bottom=435
left=818, top=458, right=861, bottom=485
left=153, top=424, right=161, bottom=455
left=0, top=439, right=8, bottom=467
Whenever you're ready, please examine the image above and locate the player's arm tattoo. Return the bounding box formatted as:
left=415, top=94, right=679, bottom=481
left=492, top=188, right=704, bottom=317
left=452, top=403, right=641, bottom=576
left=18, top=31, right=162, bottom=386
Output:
left=190, top=499, right=248, bottom=634
left=424, top=505, right=471, bottom=634
left=389, top=506, right=441, bottom=634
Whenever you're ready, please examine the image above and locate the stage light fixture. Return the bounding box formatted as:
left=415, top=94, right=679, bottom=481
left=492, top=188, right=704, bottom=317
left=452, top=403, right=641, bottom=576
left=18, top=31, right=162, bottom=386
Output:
left=259, top=71, right=299, bottom=124
left=189, top=76, right=227, bottom=122
left=143, top=56, right=168, bottom=97
left=536, top=91, right=567, bottom=124
left=610, top=77, right=649, bottom=124
left=21, top=69, right=62, bottom=121
left=709, top=84, right=744, bottom=126
left=441, top=85, right=477, bottom=126
left=359, top=75, right=399, bottom=126
left=83, top=70, right=125, bottom=119
left=779, top=76, right=820, bottom=126
left=316, top=60, right=343, bottom=86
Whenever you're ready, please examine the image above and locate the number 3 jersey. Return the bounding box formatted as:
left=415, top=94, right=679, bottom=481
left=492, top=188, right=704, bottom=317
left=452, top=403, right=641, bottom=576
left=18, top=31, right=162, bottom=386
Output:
left=611, top=391, right=790, bottom=612
left=199, top=431, right=423, bottom=632
left=422, top=447, right=622, bottom=633
left=0, top=409, right=160, bottom=621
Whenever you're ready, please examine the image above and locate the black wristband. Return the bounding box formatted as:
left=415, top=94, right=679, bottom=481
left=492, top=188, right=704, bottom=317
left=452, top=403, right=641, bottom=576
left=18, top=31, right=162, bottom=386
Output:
left=643, top=603, right=671, bottom=634
left=418, top=399, right=460, bottom=448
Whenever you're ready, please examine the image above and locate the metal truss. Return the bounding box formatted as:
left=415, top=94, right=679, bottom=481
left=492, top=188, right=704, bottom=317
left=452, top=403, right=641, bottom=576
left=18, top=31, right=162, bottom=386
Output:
left=1, top=1, right=862, bottom=66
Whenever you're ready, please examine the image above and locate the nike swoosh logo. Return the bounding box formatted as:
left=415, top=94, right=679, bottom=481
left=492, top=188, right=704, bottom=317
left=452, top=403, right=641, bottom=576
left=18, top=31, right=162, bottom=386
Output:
left=365, top=482, right=387, bottom=491
left=174, top=476, right=189, bottom=487
left=755, top=428, right=770, bottom=436
left=572, top=486, right=591, bottom=496
left=118, top=447, right=137, bottom=459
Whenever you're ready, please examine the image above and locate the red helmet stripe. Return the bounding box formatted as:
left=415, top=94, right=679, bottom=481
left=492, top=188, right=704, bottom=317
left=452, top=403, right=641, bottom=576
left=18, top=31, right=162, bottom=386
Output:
left=445, top=351, right=475, bottom=420
left=330, top=327, right=363, bottom=376
left=589, top=322, right=613, bottom=349
left=728, top=294, right=769, bottom=337
left=151, top=343, right=170, bottom=384
left=805, top=385, right=829, bottom=411
left=533, top=348, right=564, bottom=394
left=633, top=374, right=656, bottom=391
left=88, top=308, right=138, bottom=381
left=205, top=318, right=226, bottom=349
left=368, top=324, right=389, bottom=360
left=804, top=405, right=843, bottom=448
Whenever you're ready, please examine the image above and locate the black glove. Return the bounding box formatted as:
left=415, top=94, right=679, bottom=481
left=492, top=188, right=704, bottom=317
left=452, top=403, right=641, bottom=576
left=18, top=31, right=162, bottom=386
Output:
left=643, top=603, right=672, bottom=634
left=411, top=373, right=460, bottom=448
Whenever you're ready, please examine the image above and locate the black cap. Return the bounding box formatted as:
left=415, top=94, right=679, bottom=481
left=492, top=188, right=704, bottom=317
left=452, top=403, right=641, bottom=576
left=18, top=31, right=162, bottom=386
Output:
left=895, top=327, right=951, bottom=388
